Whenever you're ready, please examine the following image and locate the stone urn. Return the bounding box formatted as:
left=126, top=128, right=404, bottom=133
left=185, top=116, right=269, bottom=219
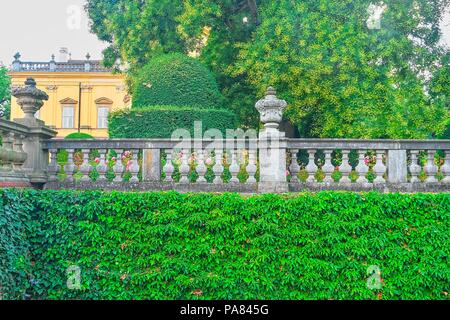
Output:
left=12, top=77, right=49, bottom=124
left=255, top=86, right=287, bottom=130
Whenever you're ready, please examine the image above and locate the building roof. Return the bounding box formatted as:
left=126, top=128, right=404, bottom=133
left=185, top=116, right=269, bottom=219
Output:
left=10, top=52, right=112, bottom=73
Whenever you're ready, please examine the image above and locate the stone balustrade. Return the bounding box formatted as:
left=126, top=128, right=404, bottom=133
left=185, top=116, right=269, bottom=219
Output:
left=1, top=79, right=449, bottom=193
left=42, top=139, right=260, bottom=193
left=0, top=120, right=31, bottom=187
left=40, top=137, right=450, bottom=193
left=287, top=139, right=450, bottom=192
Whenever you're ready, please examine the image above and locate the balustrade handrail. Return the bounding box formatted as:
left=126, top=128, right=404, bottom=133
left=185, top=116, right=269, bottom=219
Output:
left=43, top=137, right=450, bottom=151
left=0, top=119, right=30, bottom=135
left=42, top=138, right=261, bottom=150
left=287, top=138, right=450, bottom=150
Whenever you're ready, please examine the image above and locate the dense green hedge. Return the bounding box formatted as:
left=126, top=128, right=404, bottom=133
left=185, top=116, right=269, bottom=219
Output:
left=0, top=190, right=32, bottom=299
left=132, top=53, right=224, bottom=109
left=1, top=190, right=449, bottom=300
left=109, top=106, right=236, bottom=138
left=64, top=132, right=94, bottom=140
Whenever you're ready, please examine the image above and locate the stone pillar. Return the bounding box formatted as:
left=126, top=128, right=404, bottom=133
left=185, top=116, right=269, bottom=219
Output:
left=12, top=78, right=57, bottom=187
left=387, top=150, right=407, bottom=183
left=142, top=149, right=161, bottom=181
left=255, top=87, right=288, bottom=193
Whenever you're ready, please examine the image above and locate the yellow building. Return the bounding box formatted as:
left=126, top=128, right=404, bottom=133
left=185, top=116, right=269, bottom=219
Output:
left=9, top=49, right=130, bottom=138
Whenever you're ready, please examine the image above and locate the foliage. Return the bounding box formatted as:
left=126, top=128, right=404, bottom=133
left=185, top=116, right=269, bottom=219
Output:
left=0, top=189, right=32, bottom=299
left=85, top=0, right=185, bottom=72
left=0, top=66, right=11, bottom=120
left=1, top=189, right=450, bottom=300
left=109, top=106, right=236, bottom=138
left=87, top=0, right=450, bottom=138
left=224, top=0, right=449, bottom=138
left=64, top=132, right=95, bottom=140
left=132, top=54, right=224, bottom=109
left=430, top=52, right=450, bottom=139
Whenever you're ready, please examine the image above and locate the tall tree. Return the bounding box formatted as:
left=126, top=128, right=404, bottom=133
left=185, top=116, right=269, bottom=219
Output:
left=86, top=0, right=450, bottom=138
left=0, top=66, right=10, bottom=119
left=85, top=0, right=185, bottom=72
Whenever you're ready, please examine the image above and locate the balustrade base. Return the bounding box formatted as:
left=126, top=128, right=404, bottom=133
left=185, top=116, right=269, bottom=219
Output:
left=0, top=172, right=31, bottom=188
left=44, top=181, right=259, bottom=194
left=288, top=182, right=450, bottom=193
left=42, top=181, right=450, bottom=193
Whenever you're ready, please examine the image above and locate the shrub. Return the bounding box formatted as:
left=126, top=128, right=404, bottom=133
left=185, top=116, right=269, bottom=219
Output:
left=109, top=106, right=236, bottom=138
left=0, top=189, right=33, bottom=299
left=64, top=132, right=94, bottom=140
left=132, top=53, right=224, bottom=109
left=1, top=190, right=450, bottom=300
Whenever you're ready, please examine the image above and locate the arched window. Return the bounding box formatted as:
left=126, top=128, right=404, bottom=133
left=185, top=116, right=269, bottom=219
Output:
left=95, top=97, right=113, bottom=129
left=60, top=98, right=78, bottom=129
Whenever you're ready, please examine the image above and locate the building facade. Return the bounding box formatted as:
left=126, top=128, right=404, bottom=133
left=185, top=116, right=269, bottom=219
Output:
left=9, top=49, right=130, bottom=138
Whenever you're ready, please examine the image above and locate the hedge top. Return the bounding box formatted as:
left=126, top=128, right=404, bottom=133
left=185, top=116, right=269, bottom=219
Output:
left=64, top=132, right=94, bottom=140
left=132, top=53, right=225, bottom=109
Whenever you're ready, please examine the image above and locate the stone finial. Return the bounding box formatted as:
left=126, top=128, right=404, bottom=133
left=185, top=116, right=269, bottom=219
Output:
left=51, top=54, right=55, bottom=62
left=255, top=86, right=287, bottom=130
left=12, top=78, right=49, bottom=121
left=85, top=53, right=92, bottom=72
left=12, top=53, right=22, bottom=71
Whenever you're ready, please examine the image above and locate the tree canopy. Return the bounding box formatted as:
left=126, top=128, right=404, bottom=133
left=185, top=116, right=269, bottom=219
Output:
left=0, top=66, right=11, bottom=119
left=132, top=53, right=224, bottom=109
left=86, top=0, right=450, bottom=138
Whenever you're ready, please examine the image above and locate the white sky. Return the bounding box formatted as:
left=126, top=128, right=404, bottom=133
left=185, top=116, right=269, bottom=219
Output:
left=0, top=0, right=449, bottom=66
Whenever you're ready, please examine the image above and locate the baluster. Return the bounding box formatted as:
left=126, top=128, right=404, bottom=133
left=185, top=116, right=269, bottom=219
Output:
left=12, top=134, right=27, bottom=171
left=129, top=149, right=140, bottom=183
left=289, top=149, right=300, bottom=183
left=96, top=149, right=108, bottom=182
left=322, top=150, right=335, bottom=183
left=79, top=149, right=91, bottom=182
left=196, top=149, right=207, bottom=183
left=163, top=149, right=175, bottom=182
left=424, top=150, right=438, bottom=183
left=179, top=149, right=190, bottom=184
left=339, top=150, right=352, bottom=184
left=64, top=149, right=76, bottom=183
left=409, top=150, right=421, bottom=183
left=246, top=148, right=257, bottom=184
left=441, top=151, right=450, bottom=183
left=47, top=149, right=60, bottom=182
left=356, top=150, right=369, bottom=183
left=113, top=149, right=124, bottom=182
left=305, top=149, right=318, bottom=183
left=1, top=132, right=14, bottom=171
left=229, top=149, right=240, bottom=184
left=213, top=148, right=224, bottom=184
left=373, top=150, right=386, bottom=183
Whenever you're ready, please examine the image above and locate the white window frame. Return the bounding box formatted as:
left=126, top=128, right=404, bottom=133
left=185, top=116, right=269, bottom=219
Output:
left=62, top=105, right=75, bottom=129
left=97, top=106, right=110, bottom=129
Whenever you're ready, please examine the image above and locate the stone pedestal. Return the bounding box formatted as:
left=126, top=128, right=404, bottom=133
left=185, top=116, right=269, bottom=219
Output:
left=258, top=129, right=288, bottom=193
left=13, top=122, right=56, bottom=185
left=11, top=78, right=57, bottom=186
left=142, top=149, right=161, bottom=181
left=255, top=87, right=288, bottom=193
left=388, top=150, right=408, bottom=183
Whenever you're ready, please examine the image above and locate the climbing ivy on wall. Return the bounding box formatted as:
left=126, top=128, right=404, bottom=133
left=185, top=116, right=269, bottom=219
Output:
left=1, top=190, right=449, bottom=300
